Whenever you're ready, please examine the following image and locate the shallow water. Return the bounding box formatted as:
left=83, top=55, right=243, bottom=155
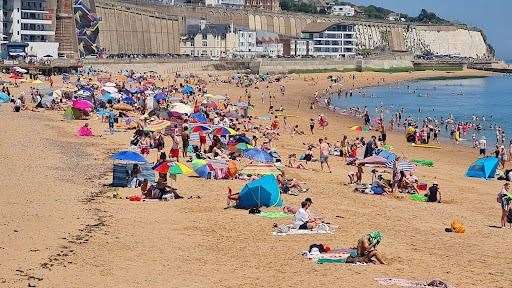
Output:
left=330, top=74, right=512, bottom=146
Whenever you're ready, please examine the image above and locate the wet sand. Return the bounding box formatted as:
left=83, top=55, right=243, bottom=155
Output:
left=1, top=68, right=511, bottom=288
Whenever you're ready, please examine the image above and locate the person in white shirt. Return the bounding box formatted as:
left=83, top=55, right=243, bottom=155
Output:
left=294, top=200, right=319, bottom=230
left=479, top=137, right=487, bottom=156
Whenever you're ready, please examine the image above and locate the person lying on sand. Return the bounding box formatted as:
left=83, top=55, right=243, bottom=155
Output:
left=287, top=154, right=307, bottom=169
left=140, top=179, right=183, bottom=200
left=277, top=173, right=308, bottom=194
left=346, top=231, right=386, bottom=265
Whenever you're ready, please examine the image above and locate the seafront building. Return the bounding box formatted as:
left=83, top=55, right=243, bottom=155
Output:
left=180, top=20, right=238, bottom=58
left=0, top=0, right=61, bottom=59
left=329, top=5, right=355, bottom=17
left=300, top=22, right=356, bottom=58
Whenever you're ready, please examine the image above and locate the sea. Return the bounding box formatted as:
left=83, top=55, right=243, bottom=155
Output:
left=330, top=74, right=512, bottom=146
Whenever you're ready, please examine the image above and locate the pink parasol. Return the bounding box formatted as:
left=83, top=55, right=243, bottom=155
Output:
left=72, top=99, right=94, bottom=112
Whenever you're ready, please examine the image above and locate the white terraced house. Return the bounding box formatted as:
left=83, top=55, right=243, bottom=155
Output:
left=300, top=22, right=357, bottom=58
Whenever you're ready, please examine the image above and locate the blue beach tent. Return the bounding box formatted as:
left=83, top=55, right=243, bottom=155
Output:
left=238, top=175, right=283, bottom=209
left=465, top=156, right=499, bottom=179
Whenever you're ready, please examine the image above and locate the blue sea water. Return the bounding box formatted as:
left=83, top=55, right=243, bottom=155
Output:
left=330, top=74, right=512, bottom=145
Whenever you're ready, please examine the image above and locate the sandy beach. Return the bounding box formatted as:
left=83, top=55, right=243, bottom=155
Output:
left=1, top=67, right=511, bottom=288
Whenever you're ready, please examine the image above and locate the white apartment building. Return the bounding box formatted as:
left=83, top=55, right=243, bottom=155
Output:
left=289, top=39, right=313, bottom=57
left=330, top=5, right=355, bottom=17
left=301, top=22, right=356, bottom=58
left=1, top=0, right=59, bottom=58
left=235, top=30, right=282, bottom=58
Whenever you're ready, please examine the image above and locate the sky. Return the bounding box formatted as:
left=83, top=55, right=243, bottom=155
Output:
left=351, top=0, right=511, bottom=60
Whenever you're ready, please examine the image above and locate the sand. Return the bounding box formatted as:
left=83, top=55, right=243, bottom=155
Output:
left=1, top=68, right=511, bottom=288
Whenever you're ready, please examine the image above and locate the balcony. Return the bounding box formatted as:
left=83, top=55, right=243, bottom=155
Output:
left=21, top=19, right=52, bottom=25
left=21, top=30, right=55, bottom=36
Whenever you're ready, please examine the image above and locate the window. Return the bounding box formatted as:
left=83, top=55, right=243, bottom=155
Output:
left=202, top=40, right=207, bottom=47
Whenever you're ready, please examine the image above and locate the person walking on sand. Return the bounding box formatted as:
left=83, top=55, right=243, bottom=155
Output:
left=479, top=136, right=487, bottom=157
left=309, top=118, right=315, bottom=134
left=319, top=138, right=331, bottom=173
left=498, top=183, right=511, bottom=228
left=107, top=110, right=115, bottom=134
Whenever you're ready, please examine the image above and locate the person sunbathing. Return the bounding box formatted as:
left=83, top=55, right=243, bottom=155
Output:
left=141, top=179, right=183, bottom=200
left=346, top=231, right=386, bottom=264
left=277, top=173, right=308, bottom=193
left=287, top=154, right=307, bottom=169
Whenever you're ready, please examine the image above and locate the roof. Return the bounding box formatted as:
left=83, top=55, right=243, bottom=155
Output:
left=301, top=22, right=354, bottom=33
left=185, top=24, right=233, bottom=39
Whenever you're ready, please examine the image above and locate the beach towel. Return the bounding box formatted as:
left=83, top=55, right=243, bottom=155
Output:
left=409, top=194, right=427, bottom=202
left=412, top=159, right=434, bottom=167
left=272, top=224, right=332, bottom=236
left=258, top=211, right=290, bottom=219
left=375, top=278, right=452, bottom=288
left=302, top=248, right=357, bottom=264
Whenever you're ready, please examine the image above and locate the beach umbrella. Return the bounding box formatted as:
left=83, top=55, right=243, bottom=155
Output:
left=231, top=143, right=253, bottom=152
left=75, top=89, right=92, bottom=97
left=350, top=125, right=363, bottom=132
left=205, top=94, right=226, bottom=101
left=357, top=155, right=388, bottom=166
left=191, top=159, right=213, bottom=179
left=72, top=99, right=94, bottom=112
left=0, top=92, right=10, bottom=103
left=102, top=86, right=118, bottom=94
left=396, top=160, right=416, bottom=172
left=182, top=85, right=194, bottom=95
left=112, top=150, right=147, bottom=164
left=190, top=112, right=208, bottom=123
left=190, top=125, right=211, bottom=133
left=169, top=162, right=194, bottom=175
left=233, top=135, right=252, bottom=145
left=154, top=92, right=167, bottom=102
left=212, top=126, right=236, bottom=136
left=122, top=95, right=136, bottom=105
left=169, top=103, right=193, bottom=115
left=14, top=67, right=27, bottom=74
left=243, top=148, right=273, bottom=163
left=153, top=161, right=170, bottom=174
left=99, top=93, right=116, bottom=102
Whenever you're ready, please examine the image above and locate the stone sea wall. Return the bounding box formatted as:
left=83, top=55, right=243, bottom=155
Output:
left=94, top=0, right=493, bottom=60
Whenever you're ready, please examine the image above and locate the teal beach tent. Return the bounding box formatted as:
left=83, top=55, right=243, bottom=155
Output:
left=238, top=175, right=283, bottom=209
left=465, top=157, right=499, bottom=179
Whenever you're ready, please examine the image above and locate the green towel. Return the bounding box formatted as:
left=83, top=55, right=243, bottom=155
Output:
left=317, top=258, right=347, bottom=264
left=258, top=211, right=291, bottom=219
left=412, top=159, right=434, bottom=167
left=410, top=194, right=427, bottom=202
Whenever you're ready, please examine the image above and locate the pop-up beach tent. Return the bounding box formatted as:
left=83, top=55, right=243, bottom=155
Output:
left=465, top=156, right=499, bottom=179
left=238, top=175, right=283, bottom=209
